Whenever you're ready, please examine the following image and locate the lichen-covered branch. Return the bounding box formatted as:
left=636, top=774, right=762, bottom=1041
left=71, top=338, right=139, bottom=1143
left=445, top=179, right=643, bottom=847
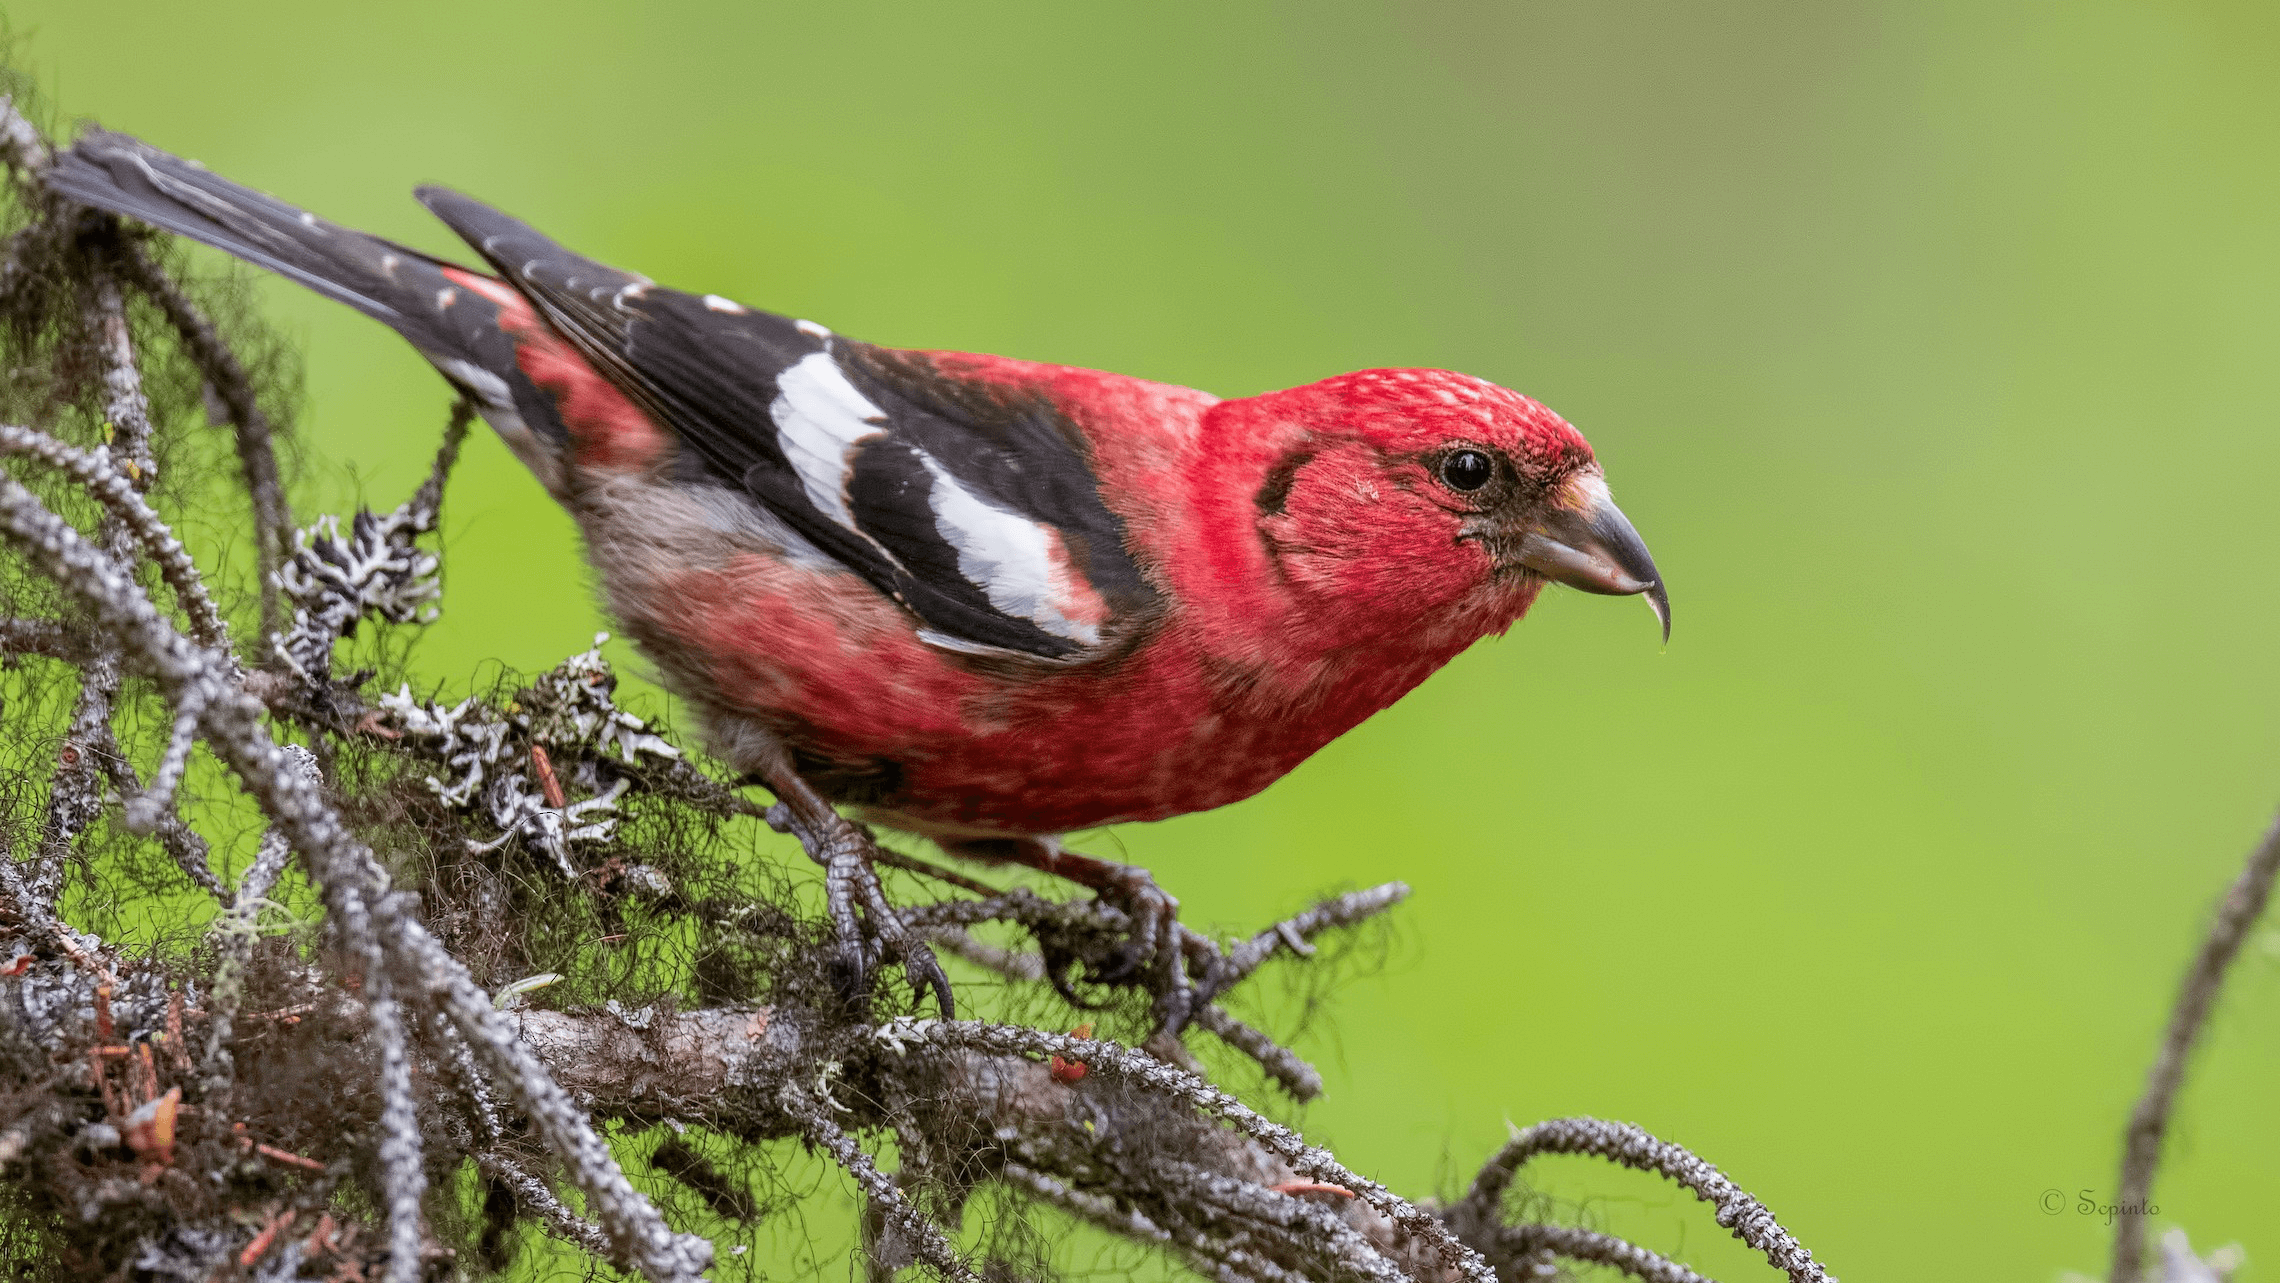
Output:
left=1460, top=1117, right=1829, bottom=1283
left=113, top=237, right=295, bottom=636
left=0, top=460, right=711, bottom=1283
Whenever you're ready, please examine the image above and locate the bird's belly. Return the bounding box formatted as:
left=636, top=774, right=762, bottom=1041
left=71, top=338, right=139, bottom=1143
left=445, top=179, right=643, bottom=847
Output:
left=697, top=644, right=1331, bottom=838
left=590, top=502, right=1441, bottom=839
left=847, top=702, right=1314, bottom=837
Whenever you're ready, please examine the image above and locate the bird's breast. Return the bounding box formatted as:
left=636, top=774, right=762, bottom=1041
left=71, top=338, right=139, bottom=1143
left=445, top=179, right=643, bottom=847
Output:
left=677, top=584, right=1463, bottom=836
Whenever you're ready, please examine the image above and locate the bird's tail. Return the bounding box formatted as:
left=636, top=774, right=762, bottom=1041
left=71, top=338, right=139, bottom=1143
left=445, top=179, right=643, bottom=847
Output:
left=47, top=128, right=571, bottom=486
left=50, top=129, right=470, bottom=348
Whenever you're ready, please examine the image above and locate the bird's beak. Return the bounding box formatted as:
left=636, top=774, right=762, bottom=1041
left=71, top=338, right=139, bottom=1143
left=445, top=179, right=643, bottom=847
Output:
left=1515, top=472, right=1671, bottom=642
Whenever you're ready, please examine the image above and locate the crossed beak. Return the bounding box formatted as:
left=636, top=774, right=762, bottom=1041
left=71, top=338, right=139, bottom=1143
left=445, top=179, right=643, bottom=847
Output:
left=1514, top=472, right=1671, bottom=642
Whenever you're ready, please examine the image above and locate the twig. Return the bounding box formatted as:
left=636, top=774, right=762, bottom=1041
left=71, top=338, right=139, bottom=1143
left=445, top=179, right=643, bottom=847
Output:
left=407, top=397, right=471, bottom=528
left=1190, top=1006, right=1324, bottom=1101
left=86, top=271, right=156, bottom=485
left=109, top=241, right=294, bottom=635
left=202, top=750, right=315, bottom=1086
left=2109, top=807, right=2280, bottom=1283
left=91, top=721, right=221, bottom=895
left=1464, top=1116, right=1831, bottom=1283
left=1156, top=1156, right=1410, bottom=1283
left=906, top=878, right=1393, bottom=1100
left=1200, top=1244, right=1316, bottom=1283
left=0, top=836, right=117, bottom=985
left=783, top=1085, right=982, bottom=1283
left=912, top=1020, right=1496, bottom=1283
left=1489, top=1223, right=1715, bottom=1283
left=0, top=423, right=231, bottom=648
left=435, top=1008, right=502, bottom=1144
left=997, top=1160, right=1170, bottom=1244
left=120, top=689, right=206, bottom=835
left=898, top=894, right=1063, bottom=932
left=335, top=878, right=426, bottom=1283
left=1003, top=1165, right=1327, bottom=1283
left=238, top=1208, right=297, bottom=1269
left=1221, top=883, right=1408, bottom=982
left=868, top=843, right=1009, bottom=898
left=33, top=650, right=119, bottom=905
left=253, top=1143, right=327, bottom=1173
left=270, top=402, right=466, bottom=685
left=0, top=616, right=89, bottom=662
left=0, top=95, right=61, bottom=315
left=920, top=912, right=1329, bottom=1099
left=478, top=1151, right=613, bottom=1256
left=393, top=925, right=714, bottom=1282
left=920, top=925, right=1046, bottom=982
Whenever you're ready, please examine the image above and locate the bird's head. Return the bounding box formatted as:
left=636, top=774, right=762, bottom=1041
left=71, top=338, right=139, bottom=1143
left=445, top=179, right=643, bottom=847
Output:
left=1222, top=368, right=1668, bottom=645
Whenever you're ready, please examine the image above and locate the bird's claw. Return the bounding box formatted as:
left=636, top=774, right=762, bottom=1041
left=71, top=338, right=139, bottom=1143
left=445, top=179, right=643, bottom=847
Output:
left=772, top=802, right=953, bottom=1017
left=1090, top=865, right=1202, bottom=1036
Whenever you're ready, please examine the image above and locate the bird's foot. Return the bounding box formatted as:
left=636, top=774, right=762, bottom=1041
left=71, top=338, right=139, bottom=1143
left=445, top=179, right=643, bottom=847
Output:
left=764, top=801, right=953, bottom=1017
left=939, top=836, right=1210, bottom=1038
left=1087, top=862, right=1206, bottom=1037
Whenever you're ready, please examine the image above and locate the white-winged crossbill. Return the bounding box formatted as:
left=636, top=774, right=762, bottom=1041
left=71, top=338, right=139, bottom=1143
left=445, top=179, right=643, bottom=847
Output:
left=51, top=129, right=1667, bottom=1026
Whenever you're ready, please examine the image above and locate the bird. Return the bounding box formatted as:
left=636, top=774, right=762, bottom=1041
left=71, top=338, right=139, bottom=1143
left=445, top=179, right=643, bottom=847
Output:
left=48, top=128, right=1668, bottom=1029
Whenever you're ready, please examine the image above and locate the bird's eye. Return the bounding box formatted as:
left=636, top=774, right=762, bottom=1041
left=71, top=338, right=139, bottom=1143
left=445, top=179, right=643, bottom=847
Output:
left=1438, top=449, right=1495, bottom=493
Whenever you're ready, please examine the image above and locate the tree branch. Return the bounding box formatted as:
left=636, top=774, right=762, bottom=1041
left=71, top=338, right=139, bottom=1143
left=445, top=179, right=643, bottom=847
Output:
left=1461, top=1117, right=1829, bottom=1283
left=2109, top=808, right=2280, bottom=1283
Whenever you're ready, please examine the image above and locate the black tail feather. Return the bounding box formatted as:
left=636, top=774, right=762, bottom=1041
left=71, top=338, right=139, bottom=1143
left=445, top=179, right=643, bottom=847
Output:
left=415, top=185, right=637, bottom=295
left=43, top=127, right=580, bottom=456
left=48, top=129, right=468, bottom=356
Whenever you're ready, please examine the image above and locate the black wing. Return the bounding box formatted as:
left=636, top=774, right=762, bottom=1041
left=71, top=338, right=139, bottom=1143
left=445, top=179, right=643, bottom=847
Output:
left=417, top=188, right=1157, bottom=660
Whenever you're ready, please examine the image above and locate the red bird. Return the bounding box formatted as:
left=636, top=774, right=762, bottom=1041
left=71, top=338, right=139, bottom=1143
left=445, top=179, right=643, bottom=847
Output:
left=52, top=130, right=1668, bottom=1026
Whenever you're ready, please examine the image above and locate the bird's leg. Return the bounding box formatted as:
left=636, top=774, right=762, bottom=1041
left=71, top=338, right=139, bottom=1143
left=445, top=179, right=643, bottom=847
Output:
left=941, top=836, right=1200, bottom=1036
left=750, top=761, right=952, bottom=1017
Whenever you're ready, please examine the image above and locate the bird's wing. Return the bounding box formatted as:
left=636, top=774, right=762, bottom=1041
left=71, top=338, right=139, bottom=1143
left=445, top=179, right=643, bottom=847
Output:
left=419, top=188, right=1157, bottom=661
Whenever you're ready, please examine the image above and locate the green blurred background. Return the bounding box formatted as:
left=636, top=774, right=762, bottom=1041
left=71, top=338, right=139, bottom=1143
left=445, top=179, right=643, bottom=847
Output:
left=13, top=1, right=2280, bottom=1277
